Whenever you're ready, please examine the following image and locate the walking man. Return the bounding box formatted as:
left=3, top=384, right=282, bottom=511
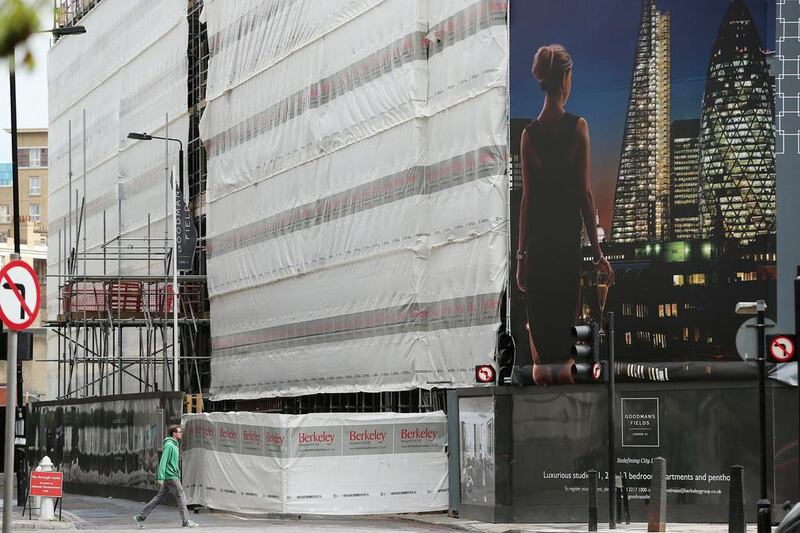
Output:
left=134, top=425, right=199, bottom=528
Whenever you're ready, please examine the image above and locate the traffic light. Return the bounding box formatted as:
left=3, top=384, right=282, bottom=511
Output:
left=0, top=330, right=33, bottom=361
left=571, top=320, right=605, bottom=383
left=496, top=330, right=514, bottom=384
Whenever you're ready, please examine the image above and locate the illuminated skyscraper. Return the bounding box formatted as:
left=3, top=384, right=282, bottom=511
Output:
left=611, top=0, right=671, bottom=243
left=698, top=0, right=775, bottom=241
left=670, top=119, right=701, bottom=240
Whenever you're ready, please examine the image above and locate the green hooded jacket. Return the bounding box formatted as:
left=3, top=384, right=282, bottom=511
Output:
left=157, top=436, right=180, bottom=481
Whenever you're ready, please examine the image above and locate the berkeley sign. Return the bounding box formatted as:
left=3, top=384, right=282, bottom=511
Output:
left=182, top=411, right=448, bottom=515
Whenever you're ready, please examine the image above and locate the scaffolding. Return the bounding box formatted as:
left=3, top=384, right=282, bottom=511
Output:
left=53, top=0, right=104, bottom=31
left=48, top=0, right=451, bottom=413
left=47, top=210, right=210, bottom=399
left=46, top=0, right=212, bottom=401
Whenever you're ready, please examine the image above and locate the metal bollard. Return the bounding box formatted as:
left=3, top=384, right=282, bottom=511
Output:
left=728, top=465, right=745, bottom=533
left=30, top=463, right=42, bottom=518
left=588, top=470, right=598, bottom=532
left=757, top=499, right=771, bottom=533
left=37, top=456, right=55, bottom=520
left=648, top=457, right=667, bottom=532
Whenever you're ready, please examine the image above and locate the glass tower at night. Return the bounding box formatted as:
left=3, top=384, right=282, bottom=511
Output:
left=698, top=0, right=775, bottom=241
left=611, top=0, right=671, bottom=243
left=670, top=119, right=701, bottom=240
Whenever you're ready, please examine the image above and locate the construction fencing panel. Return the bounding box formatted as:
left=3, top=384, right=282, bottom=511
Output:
left=200, top=0, right=509, bottom=399
left=182, top=410, right=448, bottom=514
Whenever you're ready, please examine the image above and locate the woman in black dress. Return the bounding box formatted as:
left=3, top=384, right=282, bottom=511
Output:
left=515, top=44, right=614, bottom=385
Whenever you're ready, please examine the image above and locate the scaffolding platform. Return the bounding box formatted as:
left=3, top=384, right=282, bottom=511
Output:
left=56, top=275, right=208, bottom=321
left=52, top=203, right=210, bottom=399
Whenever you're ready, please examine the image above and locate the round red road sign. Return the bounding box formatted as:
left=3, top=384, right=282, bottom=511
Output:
left=475, top=364, right=496, bottom=383
left=0, top=260, right=41, bottom=331
left=769, top=335, right=796, bottom=363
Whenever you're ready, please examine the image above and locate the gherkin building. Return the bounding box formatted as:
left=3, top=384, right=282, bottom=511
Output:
left=699, top=0, right=775, bottom=241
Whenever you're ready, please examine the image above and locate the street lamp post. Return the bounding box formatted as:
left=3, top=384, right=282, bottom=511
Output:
left=4, top=24, right=86, bottom=533
left=127, top=133, right=182, bottom=393
left=735, top=300, right=771, bottom=532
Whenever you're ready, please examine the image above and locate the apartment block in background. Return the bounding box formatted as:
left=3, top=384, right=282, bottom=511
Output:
left=0, top=128, right=50, bottom=403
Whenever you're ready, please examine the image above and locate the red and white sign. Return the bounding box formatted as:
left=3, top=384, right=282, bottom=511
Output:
left=768, top=335, right=797, bottom=363
left=30, top=471, right=63, bottom=498
left=0, top=260, right=41, bottom=331
left=475, top=364, right=496, bottom=383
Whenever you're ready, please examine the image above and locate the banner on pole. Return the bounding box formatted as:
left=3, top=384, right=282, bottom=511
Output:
left=175, top=181, right=197, bottom=272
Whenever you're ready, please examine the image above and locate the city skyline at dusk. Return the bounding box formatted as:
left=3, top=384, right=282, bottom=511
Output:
left=509, top=0, right=775, bottom=233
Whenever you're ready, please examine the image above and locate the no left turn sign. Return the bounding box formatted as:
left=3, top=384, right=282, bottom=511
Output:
left=0, top=260, right=41, bottom=331
left=475, top=364, right=496, bottom=384
left=767, top=334, right=797, bottom=363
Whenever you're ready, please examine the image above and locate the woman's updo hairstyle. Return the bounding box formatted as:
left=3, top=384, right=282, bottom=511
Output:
left=532, top=44, right=572, bottom=94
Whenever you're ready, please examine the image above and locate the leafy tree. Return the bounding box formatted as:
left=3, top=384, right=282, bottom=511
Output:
left=0, top=0, right=42, bottom=69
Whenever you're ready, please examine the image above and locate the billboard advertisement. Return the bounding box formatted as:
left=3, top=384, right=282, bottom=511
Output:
left=509, top=0, right=777, bottom=383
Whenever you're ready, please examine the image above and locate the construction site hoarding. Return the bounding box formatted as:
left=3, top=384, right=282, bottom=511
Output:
left=508, top=0, right=776, bottom=383
left=182, top=410, right=448, bottom=514
left=26, top=393, right=183, bottom=498
left=200, top=0, right=509, bottom=399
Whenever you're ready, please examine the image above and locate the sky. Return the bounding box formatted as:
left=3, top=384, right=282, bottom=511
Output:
left=0, top=2, right=53, bottom=163
left=509, top=0, right=776, bottom=231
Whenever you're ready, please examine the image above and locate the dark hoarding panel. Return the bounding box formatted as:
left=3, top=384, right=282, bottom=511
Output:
left=510, top=384, right=763, bottom=522
left=509, top=0, right=776, bottom=380
left=26, top=393, right=183, bottom=499
left=458, top=382, right=795, bottom=523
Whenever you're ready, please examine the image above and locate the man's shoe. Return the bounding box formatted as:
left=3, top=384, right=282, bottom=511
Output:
left=183, top=520, right=200, bottom=528
left=133, top=514, right=145, bottom=528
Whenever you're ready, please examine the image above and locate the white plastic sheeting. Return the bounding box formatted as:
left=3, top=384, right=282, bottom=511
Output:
left=182, top=410, right=448, bottom=514
left=202, top=0, right=509, bottom=399
left=48, top=0, right=188, bottom=291
left=46, top=0, right=188, bottom=398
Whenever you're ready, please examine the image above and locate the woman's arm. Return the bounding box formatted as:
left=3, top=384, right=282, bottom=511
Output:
left=576, top=118, right=614, bottom=283
left=516, top=129, right=534, bottom=292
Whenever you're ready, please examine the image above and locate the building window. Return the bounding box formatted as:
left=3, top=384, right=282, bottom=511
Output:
left=29, top=204, right=40, bottom=222
left=17, top=148, right=47, bottom=168
left=33, top=258, right=46, bottom=309
left=735, top=271, right=758, bottom=282
left=688, top=273, right=706, bottom=285
left=653, top=333, right=667, bottom=348
left=625, top=332, right=632, bottom=345
left=672, top=274, right=685, bottom=286
left=658, top=304, right=665, bottom=318
left=29, top=176, right=40, bottom=196
left=670, top=303, right=678, bottom=316
left=0, top=205, right=9, bottom=224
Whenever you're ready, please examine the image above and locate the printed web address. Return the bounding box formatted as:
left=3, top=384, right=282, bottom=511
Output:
left=666, top=488, right=721, bottom=495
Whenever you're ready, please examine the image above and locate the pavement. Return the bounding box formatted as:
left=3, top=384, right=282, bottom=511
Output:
left=0, top=491, right=768, bottom=532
